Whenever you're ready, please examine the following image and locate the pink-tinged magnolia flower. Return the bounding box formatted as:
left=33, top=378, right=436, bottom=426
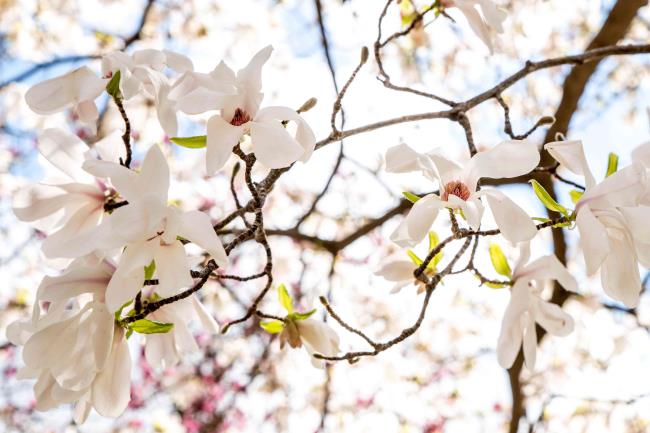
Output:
left=442, top=0, right=507, bottom=53
left=25, top=66, right=106, bottom=133
left=83, top=145, right=229, bottom=312
left=386, top=140, right=540, bottom=247
left=7, top=256, right=132, bottom=423
left=497, top=243, right=577, bottom=370
left=12, top=128, right=123, bottom=258
left=183, top=46, right=315, bottom=173
left=545, top=140, right=649, bottom=308
left=144, top=294, right=219, bottom=369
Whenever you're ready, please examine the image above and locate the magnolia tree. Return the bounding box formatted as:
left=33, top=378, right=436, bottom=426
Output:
left=1, top=0, right=650, bottom=432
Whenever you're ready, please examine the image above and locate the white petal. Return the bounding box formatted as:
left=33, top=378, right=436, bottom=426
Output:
left=544, top=140, right=596, bottom=189
left=76, top=100, right=99, bottom=133
left=465, top=140, right=540, bottom=191
left=576, top=207, right=610, bottom=275
left=451, top=195, right=484, bottom=230
left=254, top=106, right=316, bottom=163
left=250, top=120, right=304, bottom=169
left=92, top=129, right=125, bottom=163
left=92, top=329, right=131, bottom=418
left=163, top=50, right=194, bottom=72
left=140, top=145, right=170, bottom=204
left=477, top=0, right=507, bottom=32
left=39, top=128, right=92, bottom=182
left=156, top=84, right=178, bottom=137
left=481, top=189, right=536, bottom=242
left=385, top=143, right=425, bottom=173
left=41, top=202, right=103, bottom=258
left=496, top=281, right=528, bottom=368
left=522, top=314, right=537, bottom=370
left=25, top=66, right=105, bottom=115
left=178, top=210, right=229, bottom=268
left=375, top=259, right=414, bottom=282
left=153, top=242, right=193, bottom=296
left=236, top=45, right=273, bottom=113
left=600, top=236, right=642, bottom=308
left=12, top=184, right=71, bottom=222
left=191, top=296, right=220, bottom=334
left=82, top=159, right=140, bottom=202
left=37, top=262, right=110, bottom=302
left=206, top=115, right=244, bottom=174
left=534, top=300, right=574, bottom=337
left=400, top=194, right=442, bottom=247
left=133, top=49, right=166, bottom=70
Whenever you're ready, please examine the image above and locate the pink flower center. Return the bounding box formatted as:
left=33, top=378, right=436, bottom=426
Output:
left=230, top=108, right=251, bottom=126
left=441, top=181, right=471, bottom=201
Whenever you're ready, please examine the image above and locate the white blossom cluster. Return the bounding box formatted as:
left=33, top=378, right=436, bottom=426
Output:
left=379, top=137, right=650, bottom=370
left=7, top=46, right=335, bottom=422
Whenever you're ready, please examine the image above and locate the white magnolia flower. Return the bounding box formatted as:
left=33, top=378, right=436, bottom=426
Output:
left=102, top=49, right=194, bottom=136
left=8, top=256, right=131, bottom=423
left=25, top=66, right=106, bottom=132
left=497, top=243, right=577, bottom=370
left=83, top=145, right=229, bottom=312
left=12, top=128, right=123, bottom=258
left=144, top=294, right=219, bottom=369
left=280, top=317, right=341, bottom=368
left=545, top=140, right=649, bottom=307
left=376, top=256, right=426, bottom=294
left=386, top=140, right=540, bottom=247
left=442, top=0, right=507, bottom=53
left=183, top=46, right=315, bottom=173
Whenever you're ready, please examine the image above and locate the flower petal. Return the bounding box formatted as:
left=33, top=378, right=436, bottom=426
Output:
left=178, top=210, right=229, bottom=268
left=544, top=140, right=596, bottom=189
left=575, top=207, right=610, bottom=275
left=481, top=189, right=536, bottom=242
left=465, top=140, right=540, bottom=191
left=153, top=242, right=193, bottom=296
left=250, top=120, right=304, bottom=169
left=39, top=128, right=92, bottom=182
left=92, top=328, right=131, bottom=418
left=206, top=115, right=244, bottom=174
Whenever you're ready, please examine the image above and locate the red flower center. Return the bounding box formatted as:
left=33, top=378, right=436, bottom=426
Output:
left=441, top=181, right=471, bottom=201
left=230, top=108, right=251, bottom=126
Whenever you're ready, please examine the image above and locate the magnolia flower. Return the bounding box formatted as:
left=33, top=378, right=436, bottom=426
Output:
left=25, top=66, right=106, bottom=132
left=192, top=46, right=315, bottom=172
left=545, top=140, right=649, bottom=307
left=83, top=145, right=229, bottom=312
left=12, top=128, right=123, bottom=258
left=144, top=293, right=219, bottom=369
left=497, top=243, right=577, bottom=370
left=261, top=285, right=340, bottom=368
left=442, top=0, right=507, bottom=53
left=386, top=141, right=540, bottom=247
left=102, top=49, right=194, bottom=136
left=375, top=232, right=443, bottom=293
left=8, top=256, right=131, bottom=422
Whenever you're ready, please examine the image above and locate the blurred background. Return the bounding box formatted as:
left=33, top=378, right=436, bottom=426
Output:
left=0, top=0, right=649, bottom=432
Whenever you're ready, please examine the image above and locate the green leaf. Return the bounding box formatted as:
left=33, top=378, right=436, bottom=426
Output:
left=569, top=190, right=584, bottom=204
left=532, top=217, right=551, bottom=223
left=605, top=152, right=619, bottom=177
left=488, top=243, right=512, bottom=278
left=144, top=260, right=156, bottom=281
left=427, top=231, right=443, bottom=270
left=484, top=281, right=509, bottom=289
left=129, top=319, right=174, bottom=334
left=114, top=300, right=133, bottom=320
left=106, top=70, right=122, bottom=99
left=260, top=320, right=285, bottom=334
left=403, top=191, right=421, bottom=203
left=277, top=284, right=293, bottom=314
left=406, top=250, right=423, bottom=266
left=291, top=309, right=317, bottom=321
left=170, top=135, right=207, bottom=149
left=529, top=179, right=569, bottom=217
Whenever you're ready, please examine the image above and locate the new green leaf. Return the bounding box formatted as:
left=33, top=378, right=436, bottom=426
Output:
left=605, top=152, right=618, bottom=177
left=488, top=243, right=512, bottom=278
left=529, top=179, right=569, bottom=217
left=292, top=309, right=317, bottom=321
left=144, top=260, right=156, bottom=280
left=129, top=319, right=174, bottom=334
left=106, top=70, right=122, bottom=99
left=260, top=320, right=285, bottom=334
left=170, top=135, right=207, bottom=149
left=278, top=284, right=293, bottom=314
left=407, top=250, right=423, bottom=266
left=569, top=189, right=584, bottom=204
left=403, top=191, right=421, bottom=204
